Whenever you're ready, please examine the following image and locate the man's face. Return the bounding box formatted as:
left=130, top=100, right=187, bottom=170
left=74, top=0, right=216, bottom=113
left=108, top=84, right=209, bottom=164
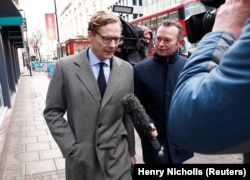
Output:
left=88, top=22, right=122, bottom=60
left=155, top=25, right=182, bottom=57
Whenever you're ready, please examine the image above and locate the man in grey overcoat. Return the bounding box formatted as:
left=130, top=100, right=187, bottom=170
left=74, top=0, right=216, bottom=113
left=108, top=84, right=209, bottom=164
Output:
left=43, top=10, right=136, bottom=180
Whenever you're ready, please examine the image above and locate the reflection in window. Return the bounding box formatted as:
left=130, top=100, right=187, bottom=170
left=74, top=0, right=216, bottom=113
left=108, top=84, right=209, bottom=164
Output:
left=0, top=83, right=4, bottom=113
left=139, top=0, right=142, bottom=6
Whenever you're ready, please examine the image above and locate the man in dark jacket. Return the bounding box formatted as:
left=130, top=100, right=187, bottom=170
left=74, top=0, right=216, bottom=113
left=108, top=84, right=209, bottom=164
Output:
left=134, top=19, right=193, bottom=164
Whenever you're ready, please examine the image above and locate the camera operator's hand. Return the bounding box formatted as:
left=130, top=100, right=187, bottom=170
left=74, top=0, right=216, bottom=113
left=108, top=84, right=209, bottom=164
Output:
left=213, top=0, right=250, bottom=37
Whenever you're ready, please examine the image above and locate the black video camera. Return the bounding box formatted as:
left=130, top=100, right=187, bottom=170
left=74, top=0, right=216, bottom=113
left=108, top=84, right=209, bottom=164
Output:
left=185, top=0, right=225, bottom=43
left=112, top=5, right=148, bottom=65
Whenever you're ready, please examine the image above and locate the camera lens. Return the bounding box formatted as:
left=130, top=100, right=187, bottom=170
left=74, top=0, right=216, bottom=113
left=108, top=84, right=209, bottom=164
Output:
left=202, top=9, right=217, bottom=33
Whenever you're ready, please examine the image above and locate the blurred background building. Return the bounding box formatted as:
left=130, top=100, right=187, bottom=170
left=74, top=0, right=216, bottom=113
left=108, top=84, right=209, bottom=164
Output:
left=16, top=0, right=189, bottom=60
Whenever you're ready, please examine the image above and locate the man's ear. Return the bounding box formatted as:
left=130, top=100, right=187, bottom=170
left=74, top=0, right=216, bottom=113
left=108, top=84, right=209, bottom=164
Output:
left=88, top=31, right=93, bottom=42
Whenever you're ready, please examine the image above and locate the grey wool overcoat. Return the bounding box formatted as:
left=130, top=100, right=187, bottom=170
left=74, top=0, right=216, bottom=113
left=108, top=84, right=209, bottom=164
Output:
left=43, top=48, right=135, bottom=180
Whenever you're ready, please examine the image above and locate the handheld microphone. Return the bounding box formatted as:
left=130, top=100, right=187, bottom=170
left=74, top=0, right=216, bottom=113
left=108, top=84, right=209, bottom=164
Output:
left=121, top=93, right=165, bottom=158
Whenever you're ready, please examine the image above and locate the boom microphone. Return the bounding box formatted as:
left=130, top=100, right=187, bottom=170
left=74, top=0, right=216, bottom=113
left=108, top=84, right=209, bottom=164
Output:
left=121, top=93, right=165, bottom=158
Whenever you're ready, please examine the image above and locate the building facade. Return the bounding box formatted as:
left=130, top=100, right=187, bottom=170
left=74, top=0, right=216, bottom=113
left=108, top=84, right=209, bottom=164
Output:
left=0, top=0, right=24, bottom=159
left=55, top=0, right=188, bottom=57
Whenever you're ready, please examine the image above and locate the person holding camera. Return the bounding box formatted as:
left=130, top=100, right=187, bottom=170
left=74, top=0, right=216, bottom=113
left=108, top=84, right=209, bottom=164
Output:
left=168, top=0, right=250, bottom=163
left=115, top=23, right=153, bottom=65
left=134, top=19, right=193, bottom=164
left=137, top=25, right=153, bottom=60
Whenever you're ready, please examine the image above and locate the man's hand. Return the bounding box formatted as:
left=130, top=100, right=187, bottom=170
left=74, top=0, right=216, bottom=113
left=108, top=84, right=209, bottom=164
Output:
left=149, top=123, right=158, bottom=138
left=130, top=155, right=136, bottom=166
left=213, top=0, right=250, bottom=37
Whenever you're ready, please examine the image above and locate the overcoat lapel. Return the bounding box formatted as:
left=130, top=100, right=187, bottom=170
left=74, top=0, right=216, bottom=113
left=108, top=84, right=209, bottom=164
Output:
left=102, top=57, right=122, bottom=105
left=73, top=50, right=123, bottom=106
left=74, top=50, right=102, bottom=102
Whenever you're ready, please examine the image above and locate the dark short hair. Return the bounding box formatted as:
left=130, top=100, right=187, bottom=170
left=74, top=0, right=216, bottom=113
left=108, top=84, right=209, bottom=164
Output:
left=88, top=10, right=122, bottom=32
left=159, top=19, right=184, bottom=41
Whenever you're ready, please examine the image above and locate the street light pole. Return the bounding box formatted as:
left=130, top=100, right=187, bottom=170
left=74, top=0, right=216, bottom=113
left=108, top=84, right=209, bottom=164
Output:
left=19, top=9, right=32, bottom=76
left=54, top=0, right=60, bottom=58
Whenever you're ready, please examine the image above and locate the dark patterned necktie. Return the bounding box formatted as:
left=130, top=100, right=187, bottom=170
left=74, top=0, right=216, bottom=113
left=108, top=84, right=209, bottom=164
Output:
left=97, top=62, right=106, bottom=97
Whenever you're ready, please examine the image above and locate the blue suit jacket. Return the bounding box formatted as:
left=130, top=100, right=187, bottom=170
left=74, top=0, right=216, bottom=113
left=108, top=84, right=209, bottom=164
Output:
left=169, top=19, right=250, bottom=154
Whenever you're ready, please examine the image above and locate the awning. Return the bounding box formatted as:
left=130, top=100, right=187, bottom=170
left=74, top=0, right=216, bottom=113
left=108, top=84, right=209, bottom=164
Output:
left=0, top=0, right=23, bottom=26
left=0, top=0, right=24, bottom=48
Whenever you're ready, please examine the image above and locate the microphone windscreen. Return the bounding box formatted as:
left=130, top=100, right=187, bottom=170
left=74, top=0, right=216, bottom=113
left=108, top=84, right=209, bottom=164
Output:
left=121, top=93, right=163, bottom=155
left=121, top=93, right=152, bottom=138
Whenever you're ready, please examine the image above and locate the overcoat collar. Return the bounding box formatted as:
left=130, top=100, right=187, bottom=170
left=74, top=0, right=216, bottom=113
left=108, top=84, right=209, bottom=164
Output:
left=74, top=48, right=123, bottom=106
